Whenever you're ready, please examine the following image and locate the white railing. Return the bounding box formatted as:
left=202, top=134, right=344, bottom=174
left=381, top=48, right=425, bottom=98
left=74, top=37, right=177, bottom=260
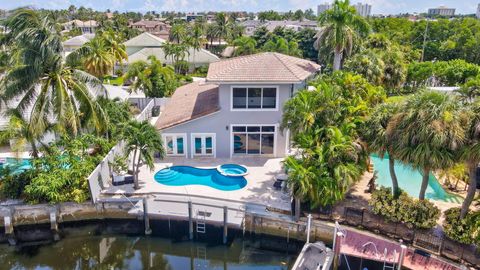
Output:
left=87, top=99, right=154, bottom=203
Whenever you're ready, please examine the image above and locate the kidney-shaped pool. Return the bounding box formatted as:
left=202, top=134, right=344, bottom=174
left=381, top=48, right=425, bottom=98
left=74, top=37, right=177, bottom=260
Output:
left=154, top=166, right=247, bottom=191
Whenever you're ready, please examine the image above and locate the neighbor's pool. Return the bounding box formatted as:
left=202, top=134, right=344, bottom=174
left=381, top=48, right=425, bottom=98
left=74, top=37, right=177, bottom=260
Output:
left=0, top=158, right=32, bottom=174
left=154, top=166, right=247, bottom=191
left=370, top=154, right=462, bottom=203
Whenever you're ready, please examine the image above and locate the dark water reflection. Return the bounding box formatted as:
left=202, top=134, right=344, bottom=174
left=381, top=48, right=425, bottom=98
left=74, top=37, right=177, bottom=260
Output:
left=0, top=225, right=297, bottom=270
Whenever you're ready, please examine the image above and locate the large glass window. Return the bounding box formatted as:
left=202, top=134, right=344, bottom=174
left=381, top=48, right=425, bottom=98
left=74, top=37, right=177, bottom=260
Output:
left=192, top=134, right=215, bottom=156
left=232, top=87, right=277, bottom=110
left=232, top=125, right=275, bottom=155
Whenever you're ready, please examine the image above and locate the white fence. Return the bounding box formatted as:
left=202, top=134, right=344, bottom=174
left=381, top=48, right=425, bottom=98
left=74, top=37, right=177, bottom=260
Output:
left=87, top=99, right=154, bottom=203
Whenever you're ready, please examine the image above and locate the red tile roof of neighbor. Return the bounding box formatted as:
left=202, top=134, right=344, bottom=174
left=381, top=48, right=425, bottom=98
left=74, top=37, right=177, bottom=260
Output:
left=155, top=82, right=220, bottom=130
left=206, top=52, right=321, bottom=83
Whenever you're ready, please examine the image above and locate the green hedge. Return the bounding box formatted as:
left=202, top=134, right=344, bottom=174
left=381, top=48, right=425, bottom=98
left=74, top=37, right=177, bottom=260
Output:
left=369, top=187, right=440, bottom=229
left=443, top=207, right=480, bottom=245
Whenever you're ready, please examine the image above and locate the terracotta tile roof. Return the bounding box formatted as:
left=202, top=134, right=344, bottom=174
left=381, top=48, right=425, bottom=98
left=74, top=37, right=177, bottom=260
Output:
left=156, top=82, right=220, bottom=130
left=206, top=52, right=320, bottom=83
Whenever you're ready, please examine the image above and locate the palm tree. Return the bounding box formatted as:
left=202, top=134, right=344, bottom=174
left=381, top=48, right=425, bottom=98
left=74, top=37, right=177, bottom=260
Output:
left=459, top=100, right=480, bottom=218
left=232, top=37, right=256, bottom=56
left=387, top=91, right=468, bottom=200
left=122, top=120, right=165, bottom=190
left=214, top=12, right=230, bottom=44
left=1, top=9, right=107, bottom=137
left=101, top=29, right=128, bottom=72
left=188, top=22, right=206, bottom=68
left=123, top=55, right=176, bottom=98
left=205, top=24, right=218, bottom=49
left=169, top=23, right=187, bottom=43
left=0, top=110, right=49, bottom=158
left=69, top=37, right=115, bottom=81
left=314, top=0, right=369, bottom=70
left=362, top=102, right=401, bottom=197
left=345, top=49, right=385, bottom=85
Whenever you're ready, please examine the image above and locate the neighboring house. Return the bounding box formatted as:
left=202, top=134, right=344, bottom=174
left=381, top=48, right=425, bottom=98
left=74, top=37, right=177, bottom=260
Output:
left=241, top=20, right=319, bottom=36
left=123, top=32, right=166, bottom=56
left=155, top=52, right=320, bottom=158
left=130, top=20, right=171, bottom=40
left=62, top=20, right=98, bottom=34
left=62, top=33, right=95, bottom=55
left=124, top=32, right=219, bottom=68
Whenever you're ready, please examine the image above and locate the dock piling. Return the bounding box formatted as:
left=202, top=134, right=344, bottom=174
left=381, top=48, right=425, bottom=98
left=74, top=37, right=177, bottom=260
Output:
left=223, top=206, right=228, bottom=244
left=306, top=214, right=312, bottom=243
left=332, top=232, right=344, bottom=269
left=50, top=207, right=60, bottom=241
left=188, top=201, right=193, bottom=240
left=398, top=244, right=407, bottom=269
left=143, top=197, right=152, bottom=235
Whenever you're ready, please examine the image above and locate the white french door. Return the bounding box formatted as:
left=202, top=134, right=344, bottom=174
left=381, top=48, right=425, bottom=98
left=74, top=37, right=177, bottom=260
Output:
left=163, top=133, right=187, bottom=156
left=191, top=133, right=216, bottom=158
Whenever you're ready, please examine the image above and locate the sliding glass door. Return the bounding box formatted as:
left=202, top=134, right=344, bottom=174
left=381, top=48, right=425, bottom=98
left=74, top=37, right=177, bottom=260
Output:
left=232, top=125, right=275, bottom=156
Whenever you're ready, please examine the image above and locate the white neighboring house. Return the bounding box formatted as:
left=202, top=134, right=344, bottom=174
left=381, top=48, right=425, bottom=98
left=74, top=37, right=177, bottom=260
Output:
left=62, top=33, right=95, bottom=56
left=62, top=20, right=98, bottom=34
left=123, top=32, right=219, bottom=69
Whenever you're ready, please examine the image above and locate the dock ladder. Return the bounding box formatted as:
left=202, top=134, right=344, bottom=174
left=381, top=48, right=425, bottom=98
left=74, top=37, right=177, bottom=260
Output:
left=195, top=246, right=207, bottom=269
left=196, top=210, right=206, bottom=234
left=382, top=248, right=397, bottom=270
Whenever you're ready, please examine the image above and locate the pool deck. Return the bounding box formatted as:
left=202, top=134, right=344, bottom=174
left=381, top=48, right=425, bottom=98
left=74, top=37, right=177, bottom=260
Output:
left=102, top=157, right=292, bottom=213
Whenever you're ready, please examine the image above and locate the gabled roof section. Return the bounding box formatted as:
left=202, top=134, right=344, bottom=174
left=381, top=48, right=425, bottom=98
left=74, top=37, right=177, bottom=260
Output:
left=123, top=32, right=166, bottom=47
left=63, top=34, right=95, bottom=46
left=155, top=82, right=220, bottom=130
left=206, top=52, right=320, bottom=83
left=128, top=47, right=219, bottom=65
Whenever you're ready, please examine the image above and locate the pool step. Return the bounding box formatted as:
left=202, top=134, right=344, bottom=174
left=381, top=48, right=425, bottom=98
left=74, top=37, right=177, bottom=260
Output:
left=154, top=169, right=181, bottom=182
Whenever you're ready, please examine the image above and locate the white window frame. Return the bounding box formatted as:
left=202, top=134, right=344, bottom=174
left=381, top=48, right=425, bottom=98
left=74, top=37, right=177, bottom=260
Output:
left=229, top=124, right=278, bottom=158
left=230, top=85, right=279, bottom=112
left=190, top=133, right=216, bottom=158
left=162, top=133, right=187, bottom=157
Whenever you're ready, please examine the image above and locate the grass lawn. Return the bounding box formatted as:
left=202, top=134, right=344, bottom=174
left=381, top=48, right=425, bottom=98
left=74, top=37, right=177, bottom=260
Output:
left=103, top=76, right=124, bottom=86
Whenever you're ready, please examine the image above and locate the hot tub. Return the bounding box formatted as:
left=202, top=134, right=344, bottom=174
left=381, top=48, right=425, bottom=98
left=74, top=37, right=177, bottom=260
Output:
left=216, top=164, right=248, bottom=177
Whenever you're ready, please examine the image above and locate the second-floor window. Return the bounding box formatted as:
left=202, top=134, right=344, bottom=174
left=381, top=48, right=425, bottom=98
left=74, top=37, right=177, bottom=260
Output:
left=232, top=87, right=277, bottom=110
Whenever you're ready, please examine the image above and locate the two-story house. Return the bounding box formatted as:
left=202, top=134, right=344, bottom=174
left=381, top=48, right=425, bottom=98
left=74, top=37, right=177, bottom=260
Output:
left=155, top=52, right=320, bottom=158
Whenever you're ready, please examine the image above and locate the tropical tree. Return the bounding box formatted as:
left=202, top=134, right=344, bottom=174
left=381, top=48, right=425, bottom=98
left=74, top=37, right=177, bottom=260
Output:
left=1, top=9, right=107, bottom=137
left=69, top=37, right=115, bottom=81
left=344, top=49, right=385, bottom=85
left=101, top=29, right=128, bottom=71
left=188, top=22, right=206, bottom=68
left=123, top=55, right=177, bottom=98
left=214, top=12, right=230, bottom=43
left=122, top=120, right=165, bottom=190
left=362, top=102, right=401, bottom=197
left=459, top=100, right=480, bottom=218
left=232, top=36, right=257, bottom=56
left=314, top=0, right=370, bottom=70
left=457, top=76, right=480, bottom=103
left=387, top=91, right=468, bottom=200
left=169, top=22, right=187, bottom=43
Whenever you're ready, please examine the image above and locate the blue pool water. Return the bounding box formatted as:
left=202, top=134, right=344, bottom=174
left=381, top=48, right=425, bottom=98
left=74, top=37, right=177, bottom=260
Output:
left=0, top=158, right=32, bottom=174
left=154, top=166, right=247, bottom=191
left=370, top=154, right=462, bottom=203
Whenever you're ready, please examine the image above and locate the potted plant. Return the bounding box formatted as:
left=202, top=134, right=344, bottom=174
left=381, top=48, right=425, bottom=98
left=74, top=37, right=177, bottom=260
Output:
left=109, top=155, right=128, bottom=186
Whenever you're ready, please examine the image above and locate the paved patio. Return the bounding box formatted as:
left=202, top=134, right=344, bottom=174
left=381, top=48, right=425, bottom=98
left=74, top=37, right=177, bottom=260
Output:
left=102, top=157, right=292, bottom=212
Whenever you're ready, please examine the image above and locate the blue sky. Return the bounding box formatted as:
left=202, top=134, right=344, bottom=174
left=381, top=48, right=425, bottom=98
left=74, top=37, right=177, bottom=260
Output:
left=0, top=0, right=478, bottom=15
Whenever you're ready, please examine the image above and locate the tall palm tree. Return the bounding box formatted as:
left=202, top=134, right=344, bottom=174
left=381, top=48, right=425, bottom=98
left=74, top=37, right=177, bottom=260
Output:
left=314, top=0, right=369, bottom=70
left=387, top=91, right=468, bottom=200
left=122, top=120, right=165, bottom=190
left=205, top=24, right=218, bottom=48
left=169, top=23, right=187, bottom=43
left=460, top=100, right=480, bottom=218
left=69, top=37, right=115, bottom=81
left=123, top=55, right=176, bottom=98
left=1, top=9, right=107, bottom=137
left=362, top=102, right=401, bottom=197
left=188, top=22, right=206, bottom=68
left=214, top=12, right=230, bottom=44
left=101, top=29, right=128, bottom=72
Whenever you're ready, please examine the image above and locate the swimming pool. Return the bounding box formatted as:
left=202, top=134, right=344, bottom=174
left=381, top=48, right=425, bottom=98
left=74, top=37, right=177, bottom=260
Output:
left=0, top=158, right=32, bottom=174
left=154, top=166, right=247, bottom=191
left=370, top=154, right=462, bottom=203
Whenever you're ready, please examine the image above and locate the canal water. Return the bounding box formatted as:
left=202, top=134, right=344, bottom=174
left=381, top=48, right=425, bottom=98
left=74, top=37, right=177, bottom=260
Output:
left=0, top=220, right=300, bottom=270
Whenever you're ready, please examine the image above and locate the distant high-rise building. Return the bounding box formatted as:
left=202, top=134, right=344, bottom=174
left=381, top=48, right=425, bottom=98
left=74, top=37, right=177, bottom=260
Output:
left=317, top=2, right=332, bottom=16
left=476, top=4, right=480, bottom=19
left=428, top=6, right=455, bottom=16
left=317, top=2, right=371, bottom=17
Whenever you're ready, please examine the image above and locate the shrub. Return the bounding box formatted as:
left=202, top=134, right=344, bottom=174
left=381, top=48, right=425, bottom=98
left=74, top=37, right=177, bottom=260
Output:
left=370, top=187, right=440, bottom=229
left=443, top=207, right=480, bottom=245
left=0, top=167, right=33, bottom=199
